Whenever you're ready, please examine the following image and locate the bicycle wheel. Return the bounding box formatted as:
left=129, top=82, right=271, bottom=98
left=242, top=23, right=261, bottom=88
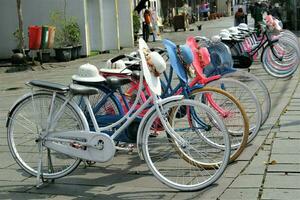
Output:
left=206, top=78, right=262, bottom=144
left=7, top=92, right=87, bottom=179
left=261, top=39, right=300, bottom=78
left=190, top=87, right=249, bottom=162
left=141, top=99, right=230, bottom=191
left=222, top=70, right=271, bottom=125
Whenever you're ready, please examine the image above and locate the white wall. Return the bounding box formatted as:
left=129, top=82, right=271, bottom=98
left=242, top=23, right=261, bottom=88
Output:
left=118, top=0, right=134, bottom=48
left=86, top=0, right=102, bottom=52
left=0, top=0, right=86, bottom=59
left=0, top=0, right=134, bottom=59
left=100, top=0, right=119, bottom=51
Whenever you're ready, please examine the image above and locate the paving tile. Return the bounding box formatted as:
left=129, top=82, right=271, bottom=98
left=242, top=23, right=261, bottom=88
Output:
left=242, top=150, right=269, bottom=175
left=261, top=189, right=300, bottom=200
left=220, top=188, right=259, bottom=200
left=276, top=131, right=300, bottom=139
left=27, top=183, right=106, bottom=197
left=91, top=185, right=174, bottom=200
left=229, top=175, right=263, bottom=188
left=270, top=154, right=300, bottom=164
left=0, top=192, right=57, bottom=200
left=268, top=164, right=300, bottom=173
left=272, top=140, right=300, bottom=154
left=264, top=173, right=300, bottom=189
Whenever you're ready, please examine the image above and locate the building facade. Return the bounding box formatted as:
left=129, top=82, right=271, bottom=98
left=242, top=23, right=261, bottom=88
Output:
left=0, top=0, right=134, bottom=59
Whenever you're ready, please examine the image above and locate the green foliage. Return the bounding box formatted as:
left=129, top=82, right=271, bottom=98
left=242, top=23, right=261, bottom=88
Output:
left=49, top=11, right=81, bottom=47
left=12, top=29, right=23, bottom=49
left=65, top=19, right=81, bottom=46
left=132, top=12, right=141, bottom=33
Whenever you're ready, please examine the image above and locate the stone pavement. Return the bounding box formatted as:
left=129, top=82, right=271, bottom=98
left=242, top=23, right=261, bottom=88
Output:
left=0, top=16, right=300, bottom=199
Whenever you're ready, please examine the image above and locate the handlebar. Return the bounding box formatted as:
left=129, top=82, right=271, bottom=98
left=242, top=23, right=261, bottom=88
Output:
left=150, top=47, right=166, bottom=55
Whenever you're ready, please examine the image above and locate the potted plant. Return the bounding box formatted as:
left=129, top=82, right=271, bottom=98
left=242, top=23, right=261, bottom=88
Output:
left=65, top=19, right=81, bottom=60
left=132, top=12, right=141, bottom=41
left=50, top=10, right=72, bottom=62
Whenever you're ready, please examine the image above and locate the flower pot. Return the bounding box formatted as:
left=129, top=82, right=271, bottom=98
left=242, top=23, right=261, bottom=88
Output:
left=12, top=49, right=30, bottom=58
left=37, top=52, right=51, bottom=63
left=76, top=45, right=82, bottom=58
left=71, top=46, right=77, bottom=60
left=11, top=53, right=26, bottom=65
left=54, top=47, right=72, bottom=62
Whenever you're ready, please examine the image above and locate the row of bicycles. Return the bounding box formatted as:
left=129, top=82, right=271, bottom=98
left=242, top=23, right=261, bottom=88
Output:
left=216, top=15, right=300, bottom=78
left=6, top=15, right=299, bottom=191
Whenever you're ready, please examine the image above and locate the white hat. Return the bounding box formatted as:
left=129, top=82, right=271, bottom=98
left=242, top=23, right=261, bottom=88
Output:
left=100, top=59, right=132, bottom=74
left=72, top=63, right=106, bottom=83
left=211, top=35, right=221, bottom=42
left=238, top=23, right=249, bottom=30
left=219, top=32, right=231, bottom=40
left=138, top=38, right=166, bottom=95
left=228, top=27, right=240, bottom=35
left=220, top=29, right=230, bottom=34
left=275, top=3, right=279, bottom=7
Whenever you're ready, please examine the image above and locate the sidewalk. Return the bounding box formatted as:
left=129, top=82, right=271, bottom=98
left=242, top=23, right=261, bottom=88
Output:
left=0, top=16, right=300, bottom=200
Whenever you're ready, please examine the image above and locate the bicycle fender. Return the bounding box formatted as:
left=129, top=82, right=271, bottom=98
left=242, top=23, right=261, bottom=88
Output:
left=136, top=95, right=184, bottom=159
left=6, top=92, right=35, bottom=128
left=6, top=91, right=90, bottom=131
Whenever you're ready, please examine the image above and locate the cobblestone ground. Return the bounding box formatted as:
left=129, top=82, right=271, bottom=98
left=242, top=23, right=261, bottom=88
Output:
left=0, top=16, right=300, bottom=199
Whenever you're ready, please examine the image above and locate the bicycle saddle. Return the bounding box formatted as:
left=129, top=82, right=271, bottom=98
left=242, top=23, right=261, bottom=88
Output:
left=69, top=83, right=99, bottom=96
left=105, top=76, right=132, bottom=89
left=27, top=80, right=69, bottom=93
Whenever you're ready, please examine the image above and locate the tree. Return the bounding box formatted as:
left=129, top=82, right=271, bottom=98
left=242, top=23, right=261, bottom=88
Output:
left=16, top=0, right=25, bottom=55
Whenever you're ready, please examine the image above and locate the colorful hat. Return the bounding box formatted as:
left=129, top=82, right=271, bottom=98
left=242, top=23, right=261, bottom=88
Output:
left=163, top=39, right=194, bottom=83
left=186, top=36, right=211, bottom=76
left=138, top=38, right=166, bottom=95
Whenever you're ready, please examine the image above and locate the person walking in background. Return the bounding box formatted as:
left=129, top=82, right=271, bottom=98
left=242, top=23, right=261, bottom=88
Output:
left=143, top=9, right=151, bottom=42
left=252, top=1, right=264, bottom=31
left=271, top=3, right=281, bottom=20
left=235, top=6, right=245, bottom=26
left=150, top=7, right=160, bottom=42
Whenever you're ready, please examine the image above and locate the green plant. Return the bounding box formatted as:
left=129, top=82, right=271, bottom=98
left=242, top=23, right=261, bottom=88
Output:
left=132, top=12, right=141, bottom=33
left=65, top=19, right=81, bottom=46
left=50, top=10, right=68, bottom=47
left=50, top=11, right=81, bottom=47
left=12, top=29, right=23, bottom=49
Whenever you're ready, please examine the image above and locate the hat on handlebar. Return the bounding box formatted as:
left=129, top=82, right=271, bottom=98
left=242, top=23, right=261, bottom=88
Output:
left=138, top=38, right=166, bottom=95
left=228, top=27, right=241, bottom=35
left=163, top=39, right=194, bottom=83
left=238, top=23, right=249, bottom=31
left=219, top=32, right=231, bottom=40
left=211, top=35, right=221, bottom=43
left=72, top=63, right=106, bottom=83
left=220, top=29, right=230, bottom=34
left=101, top=59, right=132, bottom=74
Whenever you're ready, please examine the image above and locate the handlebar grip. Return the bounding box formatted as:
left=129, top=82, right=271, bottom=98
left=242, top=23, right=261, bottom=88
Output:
left=110, top=55, right=126, bottom=63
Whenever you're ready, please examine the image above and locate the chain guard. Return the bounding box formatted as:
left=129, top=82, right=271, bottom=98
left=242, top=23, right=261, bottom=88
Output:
left=44, top=131, right=115, bottom=163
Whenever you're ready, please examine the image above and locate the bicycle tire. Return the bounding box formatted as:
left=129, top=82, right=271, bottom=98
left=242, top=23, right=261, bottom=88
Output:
left=205, top=78, right=262, bottom=144
left=261, top=43, right=299, bottom=78
left=141, top=99, right=230, bottom=191
left=189, top=87, right=249, bottom=162
left=222, top=70, right=271, bottom=125
left=7, top=92, right=87, bottom=179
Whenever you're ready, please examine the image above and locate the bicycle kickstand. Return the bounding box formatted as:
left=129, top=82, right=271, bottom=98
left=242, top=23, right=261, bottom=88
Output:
left=36, top=140, right=45, bottom=188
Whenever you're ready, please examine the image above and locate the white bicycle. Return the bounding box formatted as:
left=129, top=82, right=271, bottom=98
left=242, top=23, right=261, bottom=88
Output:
left=6, top=39, right=231, bottom=191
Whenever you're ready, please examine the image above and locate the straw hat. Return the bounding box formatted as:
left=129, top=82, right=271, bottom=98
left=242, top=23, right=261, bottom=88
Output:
left=138, top=38, right=166, bottom=95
